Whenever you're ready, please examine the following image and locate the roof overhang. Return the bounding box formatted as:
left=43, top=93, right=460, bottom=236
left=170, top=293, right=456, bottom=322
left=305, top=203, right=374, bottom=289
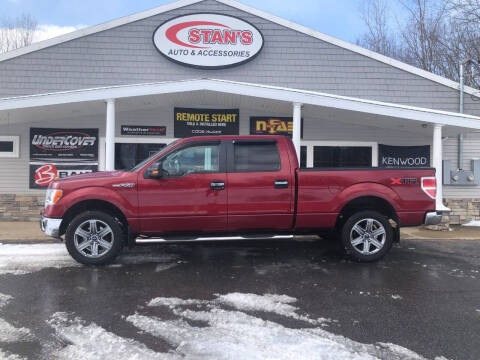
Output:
left=0, top=0, right=478, bottom=98
left=0, top=79, right=479, bottom=130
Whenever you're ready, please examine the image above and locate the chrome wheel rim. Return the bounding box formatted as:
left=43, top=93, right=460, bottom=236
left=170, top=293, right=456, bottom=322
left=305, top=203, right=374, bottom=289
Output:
left=350, top=218, right=386, bottom=255
left=74, top=219, right=114, bottom=258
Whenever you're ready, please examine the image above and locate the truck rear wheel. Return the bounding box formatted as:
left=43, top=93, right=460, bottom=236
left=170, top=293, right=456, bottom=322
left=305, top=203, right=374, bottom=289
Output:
left=341, top=211, right=393, bottom=262
left=65, top=211, right=124, bottom=265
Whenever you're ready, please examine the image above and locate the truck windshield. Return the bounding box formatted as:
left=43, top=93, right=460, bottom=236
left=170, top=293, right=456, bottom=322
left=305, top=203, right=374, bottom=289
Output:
left=128, top=140, right=179, bottom=172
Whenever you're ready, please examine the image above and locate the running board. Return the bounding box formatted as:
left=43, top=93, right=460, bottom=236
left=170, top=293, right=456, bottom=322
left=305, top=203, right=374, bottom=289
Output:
left=135, top=234, right=294, bottom=244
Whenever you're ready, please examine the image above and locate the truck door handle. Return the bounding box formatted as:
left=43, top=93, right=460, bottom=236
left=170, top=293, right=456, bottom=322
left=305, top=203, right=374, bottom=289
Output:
left=274, top=180, right=289, bottom=189
left=210, top=181, right=225, bottom=190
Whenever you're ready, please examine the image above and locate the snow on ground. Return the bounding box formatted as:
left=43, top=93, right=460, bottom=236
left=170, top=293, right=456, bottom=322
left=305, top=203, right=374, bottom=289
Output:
left=0, top=293, right=13, bottom=308
left=35, top=292, right=449, bottom=359
left=47, top=312, right=178, bottom=360
left=124, top=293, right=446, bottom=360
left=0, top=244, right=179, bottom=275
left=0, top=244, right=78, bottom=275
left=462, top=220, right=480, bottom=227
left=0, top=293, right=33, bottom=360
left=215, top=293, right=332, bottom=325
left=0, top=349, right=25, bottom=360
left=148, top=297, right=207, bottom=308
left=0, top=318, right=33, bottom=343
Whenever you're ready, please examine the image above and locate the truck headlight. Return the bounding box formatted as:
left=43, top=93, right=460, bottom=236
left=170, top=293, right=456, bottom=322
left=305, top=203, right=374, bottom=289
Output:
left=45, top=189, right=63, bottom=208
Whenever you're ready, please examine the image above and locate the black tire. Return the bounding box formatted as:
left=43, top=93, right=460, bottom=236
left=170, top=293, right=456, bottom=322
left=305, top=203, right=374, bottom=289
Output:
left=65, top=211, right=124, bottom=265
left=341, top=210, right=393, bottom=262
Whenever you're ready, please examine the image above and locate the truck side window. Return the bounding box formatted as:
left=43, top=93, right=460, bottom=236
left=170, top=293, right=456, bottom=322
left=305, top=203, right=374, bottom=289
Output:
left=234, top=142, right=281, bottom=172
left=162, top=144, right=220, bottom=176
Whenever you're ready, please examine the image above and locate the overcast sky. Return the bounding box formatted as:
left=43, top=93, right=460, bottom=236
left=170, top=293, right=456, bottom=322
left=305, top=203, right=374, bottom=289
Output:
left=0, top=0, right=372, bottom=44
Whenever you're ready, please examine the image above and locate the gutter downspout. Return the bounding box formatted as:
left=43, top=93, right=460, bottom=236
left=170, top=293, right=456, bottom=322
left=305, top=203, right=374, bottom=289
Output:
left=459, top=60, right=468, bottom=170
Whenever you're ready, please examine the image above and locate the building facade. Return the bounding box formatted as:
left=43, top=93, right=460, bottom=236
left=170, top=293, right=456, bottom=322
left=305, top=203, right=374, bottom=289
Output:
left=0, top=0, right=479, bottom=224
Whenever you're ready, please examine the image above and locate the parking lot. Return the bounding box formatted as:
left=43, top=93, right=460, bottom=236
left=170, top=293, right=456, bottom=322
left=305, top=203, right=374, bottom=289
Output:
left=0, top=237, right=479, bottom=359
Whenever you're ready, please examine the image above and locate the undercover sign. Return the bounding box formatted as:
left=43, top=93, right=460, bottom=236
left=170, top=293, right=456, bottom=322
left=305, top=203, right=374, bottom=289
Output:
left=153, top=13, right=264, bottom=69
left=29, top=128, right=98, bottom=189
left=379, top=144, right=430, bottom=168
left=174, top=108, right=239, bottom=137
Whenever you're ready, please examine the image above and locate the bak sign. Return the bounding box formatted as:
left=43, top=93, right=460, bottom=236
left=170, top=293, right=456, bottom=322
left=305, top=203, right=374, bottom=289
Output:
left=153, top=13, right=264, bottom=69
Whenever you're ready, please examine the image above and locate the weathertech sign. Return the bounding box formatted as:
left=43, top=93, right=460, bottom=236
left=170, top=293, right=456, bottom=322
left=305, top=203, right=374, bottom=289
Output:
left=153, top=13, right=264, bottom=69
left=29, top=128, right=98, bottom=189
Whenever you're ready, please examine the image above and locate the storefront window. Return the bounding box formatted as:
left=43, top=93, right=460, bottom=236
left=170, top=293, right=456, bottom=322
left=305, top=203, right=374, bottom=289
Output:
left=313, top=146, right=372, bottom=168
left=115, top=143, right=167, bottom=170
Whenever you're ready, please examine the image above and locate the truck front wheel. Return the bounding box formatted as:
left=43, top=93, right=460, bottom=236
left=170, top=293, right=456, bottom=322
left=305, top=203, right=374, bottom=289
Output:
left=341, top=211, right=393, bottom=262
left=65, top=211, right=124, bottom=265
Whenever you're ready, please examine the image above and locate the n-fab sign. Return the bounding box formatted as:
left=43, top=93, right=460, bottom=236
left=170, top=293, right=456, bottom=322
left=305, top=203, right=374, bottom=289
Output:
left=153, top=13, right=264, bottom=69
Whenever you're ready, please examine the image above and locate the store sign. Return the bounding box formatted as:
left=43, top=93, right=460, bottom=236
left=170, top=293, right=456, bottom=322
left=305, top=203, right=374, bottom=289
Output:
left=121, top=125, right=166, bottom=136
left=250, top=117, right=304, bottom=138
left=174, top=108, right=239, bottom=137
left=29, top=128, right=98, bottom=189
left=379, top=144, right=430, bottom=168
left=153, top=13, right=264, bottom=69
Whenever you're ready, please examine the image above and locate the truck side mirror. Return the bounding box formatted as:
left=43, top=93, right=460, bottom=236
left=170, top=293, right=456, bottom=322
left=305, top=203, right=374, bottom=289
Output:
left=145, top=162, right=165, bottom=179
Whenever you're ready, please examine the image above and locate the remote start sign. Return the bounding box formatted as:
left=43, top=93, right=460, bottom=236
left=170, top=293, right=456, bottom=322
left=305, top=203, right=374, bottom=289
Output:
left=153, top=13, right=264, bottom=69
left=29, top=128, right=98, bottom=189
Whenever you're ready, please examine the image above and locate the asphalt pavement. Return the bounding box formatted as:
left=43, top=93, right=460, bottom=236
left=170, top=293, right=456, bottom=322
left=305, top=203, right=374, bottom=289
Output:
left=0, top=237, right=479, bottom=359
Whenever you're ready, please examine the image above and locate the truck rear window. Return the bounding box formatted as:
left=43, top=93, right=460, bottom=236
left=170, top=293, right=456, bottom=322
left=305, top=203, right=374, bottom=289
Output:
left=234, top=142, right=281, bottom=172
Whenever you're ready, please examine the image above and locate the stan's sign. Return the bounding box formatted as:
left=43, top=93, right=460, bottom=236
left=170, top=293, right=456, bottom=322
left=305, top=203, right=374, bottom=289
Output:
left=153, top=13, right=264, bottom=69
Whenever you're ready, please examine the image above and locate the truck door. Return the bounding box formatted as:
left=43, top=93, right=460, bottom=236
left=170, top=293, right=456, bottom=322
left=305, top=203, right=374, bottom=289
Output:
left=226, top=139, right=294, bottom=231
left=138, top=141, right=227, bottom=234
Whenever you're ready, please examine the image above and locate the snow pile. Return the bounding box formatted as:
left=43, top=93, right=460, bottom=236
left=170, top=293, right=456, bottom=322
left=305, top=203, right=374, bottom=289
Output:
left=125, top=293, right=445, bottom=360
left=216, top=293, right=331, bottom=325
left=48, top=312, right=177, bottom=360
left=148, top=297, right=207, bottom=308
left=462, top=220, right=480, bottom=227
left=0, top=318, right=33, bottom=343
left=0, top=244, right=78, bottom=275
left=0, top=293, right=13, bottom=308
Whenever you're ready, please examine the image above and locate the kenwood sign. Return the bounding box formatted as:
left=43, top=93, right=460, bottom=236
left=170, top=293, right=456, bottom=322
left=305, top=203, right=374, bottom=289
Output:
left=153, top=13, right=264, bottom=69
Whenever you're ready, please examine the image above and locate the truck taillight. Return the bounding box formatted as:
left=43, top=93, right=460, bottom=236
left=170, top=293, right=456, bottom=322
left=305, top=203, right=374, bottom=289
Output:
left=421, top=177, right=437, bottom=200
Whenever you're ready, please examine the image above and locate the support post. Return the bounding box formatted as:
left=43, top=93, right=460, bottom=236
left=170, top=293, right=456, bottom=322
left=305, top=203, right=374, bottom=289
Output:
left=105, top=99, right=116, bottom=171
left=292, top=102, right=302, bottom=163
left=432, top=124, right=447, bottom=210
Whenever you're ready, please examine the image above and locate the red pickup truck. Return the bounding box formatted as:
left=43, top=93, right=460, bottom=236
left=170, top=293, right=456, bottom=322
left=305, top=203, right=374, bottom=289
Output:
left=41, top=135, right=442, bottom=265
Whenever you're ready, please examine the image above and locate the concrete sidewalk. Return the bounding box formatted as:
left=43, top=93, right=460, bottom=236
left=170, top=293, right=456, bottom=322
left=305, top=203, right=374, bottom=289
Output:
left=0, top=221, right=479, bottom=242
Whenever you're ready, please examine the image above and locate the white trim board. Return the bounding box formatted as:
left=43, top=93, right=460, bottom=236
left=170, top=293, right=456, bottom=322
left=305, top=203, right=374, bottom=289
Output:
left=1, top=79, right=480, bottom=130
left=0, top=0, right=477, bottom=98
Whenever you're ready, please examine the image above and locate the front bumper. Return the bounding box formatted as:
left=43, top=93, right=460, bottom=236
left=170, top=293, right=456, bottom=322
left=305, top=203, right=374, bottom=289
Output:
left=40, top=217, right=62, bottom=238
left=424, top=211, right=443, bottom=226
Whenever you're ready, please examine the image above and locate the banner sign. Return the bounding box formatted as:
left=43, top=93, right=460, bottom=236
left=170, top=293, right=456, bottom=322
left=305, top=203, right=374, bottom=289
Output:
left=153, top=13, right=264, bottom=69
left=29, top=128, right=98, bottom=189
left=121, top=125, right=166, bottom=136
left=379, top=144, right=430, bottom=168
left=250, top=117, right=303, bottom=138
left=174, top=108, right=239, bottom=137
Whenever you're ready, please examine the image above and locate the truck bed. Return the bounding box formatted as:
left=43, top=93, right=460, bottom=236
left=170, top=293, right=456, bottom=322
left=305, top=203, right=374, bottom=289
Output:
left=295, top=167, right=436, bottom=229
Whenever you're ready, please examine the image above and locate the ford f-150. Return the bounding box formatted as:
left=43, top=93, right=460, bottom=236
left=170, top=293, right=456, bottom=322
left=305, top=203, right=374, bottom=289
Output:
left=41, top=135, right=443, bottom=265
